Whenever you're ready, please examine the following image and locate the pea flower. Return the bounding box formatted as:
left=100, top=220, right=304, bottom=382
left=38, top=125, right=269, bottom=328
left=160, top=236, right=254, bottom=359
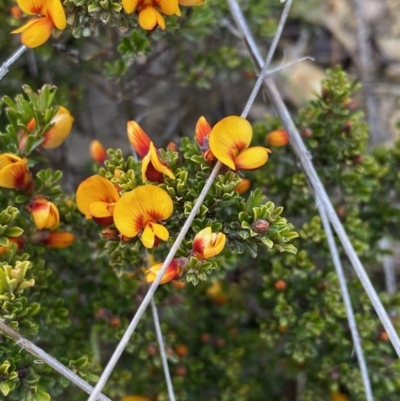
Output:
left=90, top=140, right=107, bottom=163
left=127, top=121, right=175, bottom=183
left=33, top=231, right=75, bottom=248
left=0, top=237, right=24, bottom=256
left=266, top=129, right=289, bottom=147
left=146, top=258, right=182, bottom=284
left=114, top=185, right=173, bottom=248
left=209, top=116, right=271, bottom=171
left=195, top=116, right=215, bottom=162
left=29, top=196, right=60, bottom=230
left=122, top=0, right=180, bottom=30
left=0, top=153, right=33, bottom=191
left=192, top=227, right=226, bottom=260
left=11, top=0, right=67, bottom=48
left=42, top=106, right=74, bottom=149
left=76, top=175, right=120, bottom=226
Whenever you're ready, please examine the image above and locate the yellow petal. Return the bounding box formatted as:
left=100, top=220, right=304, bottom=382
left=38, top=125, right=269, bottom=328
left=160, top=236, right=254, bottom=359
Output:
left=141, top=224, right=155, bottom=248
left=114, top=185, right=173, bottom=238
left=88, top=201, right=113, bottom=218
left=42, top=106, right=74, bottom=149
left=0, top=160, right=32, bottom=190
left=154, top=8, right=166, bottom=29
left=150, top=222, right=169, bottom=241
left=138, top=6, right=159, bottom=30
left=13, top=17, right=54, bottom=48
left=0, top=153, right=22, bottom=169
left=158, top=0, right=179, bottom=15
left=76, top=175, right=120, bottom=219
left=149, top=142, right=175, bottom=179
left=122, top=0, right=140, bottom=14
left=234, top=146, right=271, bottom=171
left=127, top=121, right=151, bottom=158
left=47, top=0, right=66, bottom=29
left=209, top=116, right=253, bottom=170
left=15, top=0, right=46, bottom=15
left=203, top=232, right=226, bottom=259
left=178, top=0, right=204, bottom=5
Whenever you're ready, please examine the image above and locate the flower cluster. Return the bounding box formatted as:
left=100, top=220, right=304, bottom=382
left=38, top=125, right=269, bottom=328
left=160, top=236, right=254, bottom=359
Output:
left=76, top=115, right=284, bottom=285
left=0, top=101, right=75, bottom=251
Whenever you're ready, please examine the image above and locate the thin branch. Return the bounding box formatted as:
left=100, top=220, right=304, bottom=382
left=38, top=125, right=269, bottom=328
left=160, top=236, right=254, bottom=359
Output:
left=0, top=45, right=27, bottom=80
left=241, top=0, right=294, bottom=118
left=86, top=2, right=292, bottom=399
left=226, top=0, right=400, bottom=358
left=151, top=298, right=176, bottom=401
left=351, top=0, right=383, bottom=145
left=380, top=238, right=397, bottom=296
left=317, top=204, right=373, bottom=401
left=0, top=320, right=112, bottom=401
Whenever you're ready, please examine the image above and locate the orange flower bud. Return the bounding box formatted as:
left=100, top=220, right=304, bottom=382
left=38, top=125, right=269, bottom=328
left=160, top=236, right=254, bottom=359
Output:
left=10, top=5, right=22, bottom=18
left=274, top=279, right=287, bottom=291
left=42, top=106, right=74, bottom=149
left=175, top=344, right=188, bottom=357
left=33, top=231, right=75, bottom=248
left=235, top=178, right=251, bottom=194
left=90, top=140, right=107, bottom=163
left=266, top=129, right=289, bottom=147
left=0, top=237, right=24, bottom=255
left=193, top=227, right=226, bottom=260
left=29, top=196, right=60, bottom=230
left=167, top=141, right=178, bottom=152
left=121, top=396, right=152, bottom=401
left=146, top=258, right=182, bottom=284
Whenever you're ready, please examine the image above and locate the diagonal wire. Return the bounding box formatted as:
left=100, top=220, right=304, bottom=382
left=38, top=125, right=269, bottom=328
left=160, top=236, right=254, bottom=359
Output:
left=0, top=320, right=113, bottom=401
left=316, top=204, right=373, bottom=401
left=144, top=250, right=177, bottom=401
left=226, top=0, right=400, bottom=358
left=0, top=45, right=27, bottom=80
left=151, top=298, right=176, bottom=401
left=86, top=2, right=294, bottom=400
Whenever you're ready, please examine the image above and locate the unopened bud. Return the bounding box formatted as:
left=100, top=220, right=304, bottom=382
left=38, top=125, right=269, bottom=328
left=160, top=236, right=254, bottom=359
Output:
left=342, top=121, right=352, bottom=134
left=301, top=127, right=312, bottom=138
left=274, top=279, right=287, bottom=291
left=252, top=219, right=270, bottom=234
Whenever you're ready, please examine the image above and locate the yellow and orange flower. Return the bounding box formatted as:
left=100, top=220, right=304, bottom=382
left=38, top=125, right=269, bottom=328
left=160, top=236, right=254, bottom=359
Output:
left=146, top=258, right=182, bottom=284
left=34, top=231, right=75, bottom=248
left=209, top=116, right=271, bottom=171
left=234, top=178, right=251, bottom=194
left=29, top=196, right=60, bottom=230
left=266, top=129, right=289, bottom=147
left=76, top=175, right=120, bottom=226
left=0, top=153, right=33, bottom=192
left=195, top=116, right=215, bottom=162
left=192, top=227, right=226, bottom=260
left=90, top=140, right=107, bottom=163
left=127, top=121, right=175, bottom=183
left=122, top=0, right=180, bottom=30
left=114, top=185, right=173, bottom=248
left=11, top=0, right=67, bottom=48
left=42, top=106, right=74, bottom=149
